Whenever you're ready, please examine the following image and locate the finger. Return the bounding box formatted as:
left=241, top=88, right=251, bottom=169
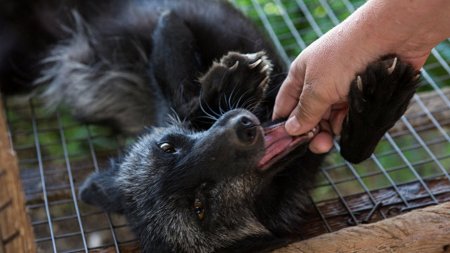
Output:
left=403, top=52, right=430, bottom=71
left=285, top=86, right=332, bottom=135
left=309, top=132, right=334, bottom=154
left=272, top=61, right=305, bottom=120
left=330, top=107, right=348, bottom=135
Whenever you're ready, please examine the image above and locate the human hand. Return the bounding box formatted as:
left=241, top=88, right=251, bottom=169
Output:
left=272, top=0, right=450, bottom=154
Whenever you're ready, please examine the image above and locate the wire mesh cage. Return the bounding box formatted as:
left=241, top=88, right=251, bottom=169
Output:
left=1, top=0, right=450, bottom=252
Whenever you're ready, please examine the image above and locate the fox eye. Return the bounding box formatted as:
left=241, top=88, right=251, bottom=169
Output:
left=194, top=198, right=205, bottom=221
left=159, top=142, right=176, bottom=153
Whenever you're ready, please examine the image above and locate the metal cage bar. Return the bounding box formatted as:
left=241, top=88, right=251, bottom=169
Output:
left=2, top=0, right=449, bottom=252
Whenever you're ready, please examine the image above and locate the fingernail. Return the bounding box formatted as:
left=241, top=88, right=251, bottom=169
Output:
left=286, top=116, right=301, bottom=135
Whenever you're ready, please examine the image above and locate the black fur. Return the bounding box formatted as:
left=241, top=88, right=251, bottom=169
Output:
left=340, top=56, right=419, bottom=163
left=1, top=0, right=418, bottom=252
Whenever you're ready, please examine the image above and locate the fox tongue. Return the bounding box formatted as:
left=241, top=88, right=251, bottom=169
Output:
left=258, top=122, right=318, bottom=171
left=259, top=123, right=293, bottom=166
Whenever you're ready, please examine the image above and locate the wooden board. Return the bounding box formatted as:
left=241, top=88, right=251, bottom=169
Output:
left=274, top=202, right=450, bottom=253
left=0, top=97, right=36, bottom=253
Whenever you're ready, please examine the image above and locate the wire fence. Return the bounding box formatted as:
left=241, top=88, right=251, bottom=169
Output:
left=2, top=0, right=450, bottom=252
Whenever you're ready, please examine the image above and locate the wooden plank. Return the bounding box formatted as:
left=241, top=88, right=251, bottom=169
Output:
left=0, top=231, right=4, bottom=253
left=0, top=97, right=36, bottom=253
left=273, top=202, right=450, bottom=253
left=90, top=244, right=140, bottom=253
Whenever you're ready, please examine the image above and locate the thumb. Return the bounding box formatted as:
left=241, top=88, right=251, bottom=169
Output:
left=272, top=74, right=303, bottom=120
left=285, top=87, right=331, bottom=136
left=272, top=58, right=305, bottom=120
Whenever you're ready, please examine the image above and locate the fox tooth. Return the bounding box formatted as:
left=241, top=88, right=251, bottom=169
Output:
left=387, top=57, right=397, bottom=74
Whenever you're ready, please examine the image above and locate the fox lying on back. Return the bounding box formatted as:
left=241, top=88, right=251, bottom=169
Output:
left=0, top=0, right=418, bottom=252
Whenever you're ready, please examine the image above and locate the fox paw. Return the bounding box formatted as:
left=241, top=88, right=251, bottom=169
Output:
left=340, top=56, right=419, bottom=163
left=200, top=51, right=272, bottom=112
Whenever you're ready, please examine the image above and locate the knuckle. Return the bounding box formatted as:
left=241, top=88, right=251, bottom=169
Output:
left=296, top=101, right=316, bottom=122
left=302, top=82, right=327, bottom=104
left=303, top=79, right=341, bottom=105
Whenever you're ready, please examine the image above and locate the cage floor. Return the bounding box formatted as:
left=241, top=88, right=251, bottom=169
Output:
left=3, top=0, right=450, bottom=252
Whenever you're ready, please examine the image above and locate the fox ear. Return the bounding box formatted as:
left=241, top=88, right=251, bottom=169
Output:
left=79, top=161, right=124, bottom=213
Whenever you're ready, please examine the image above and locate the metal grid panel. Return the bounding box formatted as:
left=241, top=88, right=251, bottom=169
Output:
left=3, top=0, right=450, bottom=252
left=4, top=99, right=136, bottom=252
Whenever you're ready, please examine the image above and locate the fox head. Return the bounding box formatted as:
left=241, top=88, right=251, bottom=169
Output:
left=80, top=109, right=317, bottom=252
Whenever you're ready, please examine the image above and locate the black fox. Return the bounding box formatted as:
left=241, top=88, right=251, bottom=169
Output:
left=0, top=0, right=418, bottom=252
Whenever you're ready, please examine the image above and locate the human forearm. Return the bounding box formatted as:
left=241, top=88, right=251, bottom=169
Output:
left=350, top=0, right=450, bottom=67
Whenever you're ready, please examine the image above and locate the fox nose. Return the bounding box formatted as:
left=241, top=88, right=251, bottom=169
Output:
left=235, top=115, right=258, bottom=144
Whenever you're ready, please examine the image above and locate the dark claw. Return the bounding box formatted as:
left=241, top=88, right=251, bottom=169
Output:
left=249, top=59, right=262, bottom=69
